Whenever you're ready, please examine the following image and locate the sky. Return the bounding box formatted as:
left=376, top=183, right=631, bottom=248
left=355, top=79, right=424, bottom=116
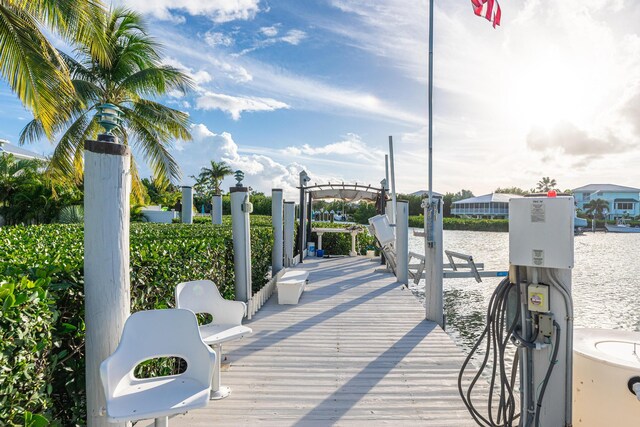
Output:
left=1, top=0, right=639, bottom=200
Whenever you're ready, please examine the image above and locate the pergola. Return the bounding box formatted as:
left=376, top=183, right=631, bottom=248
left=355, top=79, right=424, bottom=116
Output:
left=297, top=180, right=387, bottom=262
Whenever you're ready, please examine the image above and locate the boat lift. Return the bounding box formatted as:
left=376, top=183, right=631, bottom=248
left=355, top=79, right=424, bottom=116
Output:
left=368, top=216, right=508, bottom=284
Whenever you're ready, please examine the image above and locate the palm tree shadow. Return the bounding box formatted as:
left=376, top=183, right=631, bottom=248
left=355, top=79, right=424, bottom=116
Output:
left=293, top=321, right=436, bottom=425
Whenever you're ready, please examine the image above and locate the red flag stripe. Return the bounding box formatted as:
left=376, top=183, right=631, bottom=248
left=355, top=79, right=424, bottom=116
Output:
left=471, top=0, right=501, bottom=28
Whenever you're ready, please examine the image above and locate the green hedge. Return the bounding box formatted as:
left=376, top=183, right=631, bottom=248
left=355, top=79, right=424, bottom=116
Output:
left=0, top=221, right=273, bottom=425
left=408, top=215, right=509, bottom=232
left=309, top=222, right=376, bottom=255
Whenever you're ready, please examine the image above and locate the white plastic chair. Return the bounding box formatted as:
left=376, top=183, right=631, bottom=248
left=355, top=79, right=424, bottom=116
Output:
left=100, top=309, right=216, bottom=425
left=176, top=280, right=252, bottom=400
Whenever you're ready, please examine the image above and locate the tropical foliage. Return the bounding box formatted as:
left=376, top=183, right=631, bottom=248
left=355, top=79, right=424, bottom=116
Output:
left=535, top=177, right=558, bottom=192
left=583, top=198, right=609, bottom=220
left=20, top=8, right=193, bottom=200
left=0, top=154, right=82, bottom=225
left=196, top=160, right=233, bottom=195
left=0, top=0, right=108, bottom=137
left=495, top=186, right=529, bottom=195
left=0, top=221, right=274, bottom=425
left=408, top=215, right=509, bottom=232
left=142, top=176, right=181, bottom=208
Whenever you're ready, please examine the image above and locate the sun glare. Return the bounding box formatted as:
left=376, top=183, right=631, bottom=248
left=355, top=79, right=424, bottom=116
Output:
left=507, top=53, right=594, bottom=131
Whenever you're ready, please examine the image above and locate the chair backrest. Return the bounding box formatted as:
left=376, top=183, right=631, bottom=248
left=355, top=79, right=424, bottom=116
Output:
left=369, top=214, right=395, bottom=247
left=175, top=279, right=225, bottom=317
left=100, top=309, right=214, bottom=399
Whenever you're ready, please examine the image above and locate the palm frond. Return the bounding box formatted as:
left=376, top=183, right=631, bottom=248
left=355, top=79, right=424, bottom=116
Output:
left=121, top=105, right=181, bottom=183
left=0, top=4, right=74, bottom=136
left=119, top=66, right=193, bottom=97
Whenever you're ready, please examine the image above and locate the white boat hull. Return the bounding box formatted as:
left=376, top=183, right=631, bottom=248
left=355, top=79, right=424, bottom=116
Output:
left=604, top=223, right=640, bottom=233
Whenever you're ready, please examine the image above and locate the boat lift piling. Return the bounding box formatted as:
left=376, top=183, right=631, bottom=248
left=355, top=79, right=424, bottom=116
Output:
left=230, top=173, right=252, bottom=304
left=271, top=189, right=284, bottom=275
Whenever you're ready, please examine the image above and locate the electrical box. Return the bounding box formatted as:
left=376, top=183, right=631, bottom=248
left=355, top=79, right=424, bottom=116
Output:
left=509, top=196, right=574, bottom=269
left=528, top=283, right=550, bottom=312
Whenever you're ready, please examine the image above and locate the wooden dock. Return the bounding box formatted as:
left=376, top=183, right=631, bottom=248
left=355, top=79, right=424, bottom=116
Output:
left=152, top=256, right=479, bottom=426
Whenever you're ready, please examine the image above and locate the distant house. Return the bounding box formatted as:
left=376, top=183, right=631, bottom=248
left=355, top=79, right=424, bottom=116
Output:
left=573, top=184, right=640, bottom=220
left=451, top=193, right=523, bottom=219
left=409, top=190, right=443, bottom=198
left=0, top=139, right=47, bottom=161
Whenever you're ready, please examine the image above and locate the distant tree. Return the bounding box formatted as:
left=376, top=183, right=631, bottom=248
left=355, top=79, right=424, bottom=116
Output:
left=353, top=202, right=378, bottom=225
left=142, top=176, right=180, bottom=207
left=535, top=177, right=558, bottom=192
left=0, top=154, right=82, bottom=224
left=443, top=192, right=455, bottom=217
left=198, top=161, right=233, bottom=195
left=396, top=194, right=423, bottom=216
left=584, top=199, right=609, bottom=220
left=495, top=187, right=529, bottom=195
left=452, top=189, right=474, bottom=202
left=249, top=192, right=272, bottom=215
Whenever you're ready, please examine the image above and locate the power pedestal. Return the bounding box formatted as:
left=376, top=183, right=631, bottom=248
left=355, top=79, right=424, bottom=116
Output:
left=509, top=196, right=574, bottom=427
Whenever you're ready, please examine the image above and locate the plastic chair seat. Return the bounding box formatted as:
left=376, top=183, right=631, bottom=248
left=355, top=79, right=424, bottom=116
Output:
left=106, top=376, right=210, bottom=423
left=100, top=309, right=216, bottom=424
left=199, top=324, right=252, bottom=345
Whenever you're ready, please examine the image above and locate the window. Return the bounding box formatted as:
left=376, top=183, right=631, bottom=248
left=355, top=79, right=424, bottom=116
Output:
left=615, top=202, right=634, bottom=210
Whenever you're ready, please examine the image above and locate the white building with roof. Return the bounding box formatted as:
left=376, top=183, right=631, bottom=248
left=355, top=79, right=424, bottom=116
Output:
left=573, top=184, right=640, bottom=220
left=451, top=193, right=524, bottom=219
left=0, top=139, right=47, bottom=161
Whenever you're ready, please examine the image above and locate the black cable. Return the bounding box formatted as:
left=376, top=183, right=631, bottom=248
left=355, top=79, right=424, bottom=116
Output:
left=534, top=321, right=561, bottom=427
left=457, top=277, right=521, bottom=427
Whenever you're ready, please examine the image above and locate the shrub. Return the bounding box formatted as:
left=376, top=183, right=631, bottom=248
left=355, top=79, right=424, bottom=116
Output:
left=310, top=222, right=375, bottom=255
left=408, top=215, right=508, bottom=232
left=0, top=221, right=274, bottom=425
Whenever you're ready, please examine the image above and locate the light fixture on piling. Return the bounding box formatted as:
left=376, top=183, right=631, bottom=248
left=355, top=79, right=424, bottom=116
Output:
left=234, top=170, right=245, bottom=187
left=96, top=103, right=123, bottom=143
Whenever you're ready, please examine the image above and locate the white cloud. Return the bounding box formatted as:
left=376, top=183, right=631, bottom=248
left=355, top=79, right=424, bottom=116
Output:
left=526, top=122, right=632, bottom=157
left=283, top=134, right=384, bottom=163
left=195, top=92, right=290, bottom=120
left=122, top=0, right=261, bottom=23
left=204, top=31, right=234, bottom=47
left=162, top=57, right=212, bottom=90
left=234, top=28, right=308, bottom=56
left=260, top=26, right=279, bottom=37
left=281, top=29, right=307, bottom=45
left=157, top=27, right=420, bottom=125
left=182, top=123, right=305, bottom=198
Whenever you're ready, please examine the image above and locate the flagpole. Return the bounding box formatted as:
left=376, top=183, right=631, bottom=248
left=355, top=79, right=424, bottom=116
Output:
left=425, top=0, right=443, bottom=327
left=428, top=0, right=434, bottom=208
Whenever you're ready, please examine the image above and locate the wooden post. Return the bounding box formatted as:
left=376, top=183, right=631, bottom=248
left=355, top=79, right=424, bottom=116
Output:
left=425, top=198, right=444, bottom=327
left=181, top=186, right=193, bottom=224
left=272, top=189, right=284, bottom=274
left=271, top=188, right=284, bottom=276
left=396, top=200, right=409, bottom=285
left=84, top=140, right=131, bottom=427
left=212, top=193, right=222, bottom=225
left=284, top=202, right=295, bottom=267
left=230, top=185, right=251, bottom=302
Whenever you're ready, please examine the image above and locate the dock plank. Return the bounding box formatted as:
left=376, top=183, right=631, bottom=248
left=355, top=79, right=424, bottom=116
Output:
left=145, top=256, right=480, bottom=426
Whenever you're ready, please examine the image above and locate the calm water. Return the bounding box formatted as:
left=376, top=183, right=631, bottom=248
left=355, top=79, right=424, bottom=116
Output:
left=408, top=229, right=640, bottom=353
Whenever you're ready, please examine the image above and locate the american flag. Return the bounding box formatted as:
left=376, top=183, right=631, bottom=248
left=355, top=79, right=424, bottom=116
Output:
left=471, top=0, right=501, bottom=28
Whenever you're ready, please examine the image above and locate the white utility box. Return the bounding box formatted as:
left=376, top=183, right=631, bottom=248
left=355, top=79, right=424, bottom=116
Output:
left=509, top=196, right=574, bottom=269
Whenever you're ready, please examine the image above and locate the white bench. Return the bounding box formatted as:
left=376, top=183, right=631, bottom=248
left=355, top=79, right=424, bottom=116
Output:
left=277, top=270, right=309, bottom=304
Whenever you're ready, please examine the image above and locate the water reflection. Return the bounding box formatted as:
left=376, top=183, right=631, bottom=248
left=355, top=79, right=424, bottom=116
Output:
left=408, top=229, right=640, bottom=354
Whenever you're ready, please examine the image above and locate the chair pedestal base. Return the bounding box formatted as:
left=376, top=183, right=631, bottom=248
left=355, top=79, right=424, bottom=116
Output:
left=210, top=386, right=231, bottom=400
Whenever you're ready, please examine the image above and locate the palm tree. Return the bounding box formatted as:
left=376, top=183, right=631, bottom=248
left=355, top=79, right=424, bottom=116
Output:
left=535, top=177, right=557, bottom=192
left=199, top=161, right=233, bottom=195
left=0, top=0, right=109, bottom=137
left=20, top=8, right=193, bottom=200
left=584, top=199, right=609, bottom=220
